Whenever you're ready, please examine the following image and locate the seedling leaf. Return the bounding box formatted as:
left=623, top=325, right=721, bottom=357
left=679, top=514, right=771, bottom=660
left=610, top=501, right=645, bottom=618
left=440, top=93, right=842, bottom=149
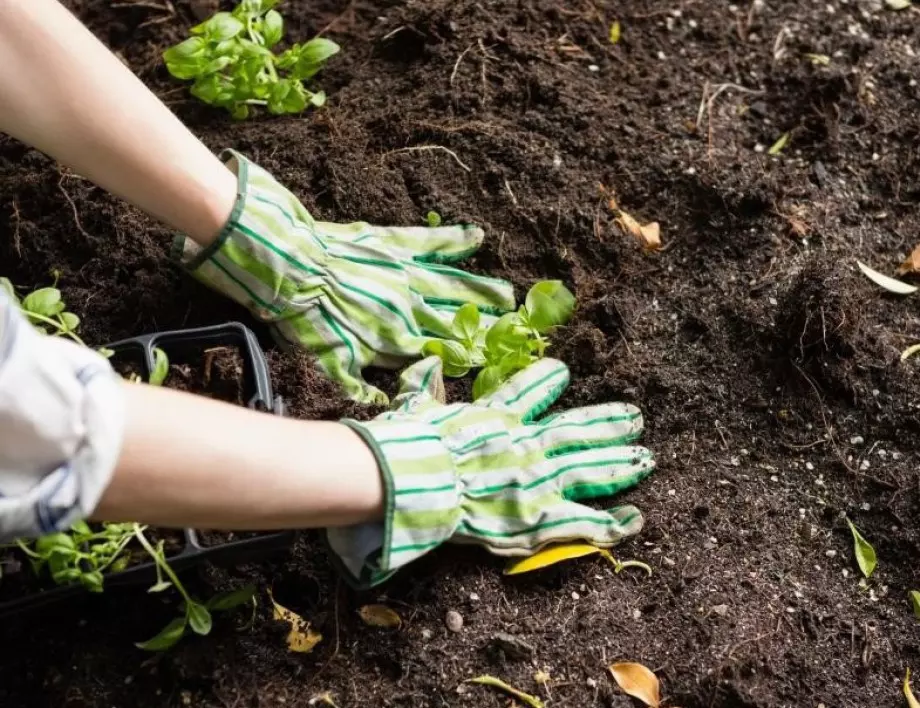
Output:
left=207, top=584, right=257, bottom=611
left=467, top=676, right=544, bottom=708
left=136, top=617, right=187, bottom=651
left=846, top=518, right=877, bottom=579
left=525, top=281, right=575, bottom=333
left=856, top=260, right=918, bottom=295
left=609, top=21, right=621, bottom=44
left=22, top=288, right=63, bottom=317
left=148, top=581, right=173, bottom=593
left=358, top=604, right=402, bottom=628
left=768, top=132, right=790, bottom=155
left=426, top=210, right=442, bottom=228
left=59, top=312, right=80, bottom=333
left=906, top=669, right=920, bottom=708
left=910, top=591, right=920, bottom=619
left=188, top=603, right=213, bottom=635
left=504, top=543, right=603, bottom=575
left=150, top=347, right=169, bottom=386
left=609, top=662, right=661, bottom=707
left=270, top=591, right=322, bottom=653
left=473, top=365, right=504, bottom=400
left=452, top=303, right=480, bottom=345
left=422, top=339, right=472, bottom=378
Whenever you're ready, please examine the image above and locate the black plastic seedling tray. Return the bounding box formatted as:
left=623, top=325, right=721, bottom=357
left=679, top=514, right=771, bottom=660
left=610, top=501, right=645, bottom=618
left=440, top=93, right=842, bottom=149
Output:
left=0, top=322, right=295, bottom=616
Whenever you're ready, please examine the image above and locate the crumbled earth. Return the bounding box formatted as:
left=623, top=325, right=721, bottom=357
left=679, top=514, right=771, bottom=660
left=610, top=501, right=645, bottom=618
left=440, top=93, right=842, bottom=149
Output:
left=1, top=1, right=919, bottom=706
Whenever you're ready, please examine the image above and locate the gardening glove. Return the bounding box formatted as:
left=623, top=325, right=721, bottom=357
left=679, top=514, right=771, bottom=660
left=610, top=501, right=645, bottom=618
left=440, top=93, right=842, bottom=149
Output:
left=174, top=150, right=515, bottom=404
left=328, top=355, right=655, bottom=587
left=0, top=291, right=125, bottom=540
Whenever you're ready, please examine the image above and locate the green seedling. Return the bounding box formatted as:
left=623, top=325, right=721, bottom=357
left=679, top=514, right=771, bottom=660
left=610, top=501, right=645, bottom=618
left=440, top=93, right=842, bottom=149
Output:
left=1, top=277, right=85, bottom=347
left=425, top=211, right=442, bottom=228
left=163, top=0, right=339, bottom=119
left=422, top=280, right=576, bottom=399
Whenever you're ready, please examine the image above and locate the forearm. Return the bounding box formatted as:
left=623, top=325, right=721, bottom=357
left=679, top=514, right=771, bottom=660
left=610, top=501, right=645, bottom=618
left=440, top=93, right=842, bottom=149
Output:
left=0, top=0, right=234, bottom=246
left=94, top=382, right=384, bottom=529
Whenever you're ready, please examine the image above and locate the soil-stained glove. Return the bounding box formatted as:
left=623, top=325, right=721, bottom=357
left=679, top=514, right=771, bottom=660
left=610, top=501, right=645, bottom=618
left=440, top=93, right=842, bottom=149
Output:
left=328, top=356, right=655, bottom=587
left=0, top=293, right=124, bottom=541
left=174, top=150, right=515, bottom=404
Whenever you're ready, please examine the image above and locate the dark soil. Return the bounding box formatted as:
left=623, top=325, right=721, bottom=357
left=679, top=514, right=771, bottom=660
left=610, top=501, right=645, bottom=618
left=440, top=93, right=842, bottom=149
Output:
left=163, top=345, right=246, bottom=405
left=1, top=0, right=919, bottom=706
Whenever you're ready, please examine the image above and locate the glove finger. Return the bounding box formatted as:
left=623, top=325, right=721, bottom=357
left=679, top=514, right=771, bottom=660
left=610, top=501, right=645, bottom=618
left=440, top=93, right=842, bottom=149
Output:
left=460, top=500, right=643, bottom=555
left=478, top=358, right=570, bottom=422
left=409, top=262, right=515, bottom=315
left=316, top=222, right=485, bottom=264
left=550, top=444, right=654, bottom=502
left=271, top=310, right=388, bottom=405
left=386, top=356, right=446, bottom=415
left=517, top=403, right=645, bottom=456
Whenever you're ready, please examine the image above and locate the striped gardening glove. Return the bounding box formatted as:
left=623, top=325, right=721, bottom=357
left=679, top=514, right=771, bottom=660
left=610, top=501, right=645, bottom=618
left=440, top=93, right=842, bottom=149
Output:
left=174, top=150, right=515, bottom=404
left=329, top=356, right=656, bottom=587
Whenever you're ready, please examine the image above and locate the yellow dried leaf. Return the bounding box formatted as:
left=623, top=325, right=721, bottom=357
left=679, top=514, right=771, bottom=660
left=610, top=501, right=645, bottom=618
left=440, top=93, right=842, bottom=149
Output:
left=897, top=244, right=920, bottom=275
left=901, top=344, right=920, bottom=361
left=358, top=604, right=402, bottom=628
left=768, top=132, right=790, bottom=155
left=269, top=591, right=322, bottom=654
left=609, top=21, right=621, bottom=44
left=534, top=669, right=551, bottom=684
left=308, top=692, right=340, bottom=708
left=504, top=542, right=603, bottom=575
left=804, top=53, right=831, bottom=66
left=468, top=676, right=544, bottom=708
left=857, top=260, right=919, bottom=295
left=616, top=210, right=662, bottom=252
left=906, top=669, right=920, bottom=708
left=609, top=662, right=661, bottom=707
left=887, top=0, right=912, bottom=9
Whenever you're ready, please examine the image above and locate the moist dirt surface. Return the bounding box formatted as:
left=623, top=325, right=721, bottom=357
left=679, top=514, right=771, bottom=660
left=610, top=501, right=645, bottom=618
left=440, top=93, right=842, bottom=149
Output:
left=1, top=1, right=919, bottom=706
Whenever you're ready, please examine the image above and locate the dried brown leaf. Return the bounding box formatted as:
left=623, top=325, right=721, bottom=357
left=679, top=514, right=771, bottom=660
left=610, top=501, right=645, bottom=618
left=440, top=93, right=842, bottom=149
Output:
left=358, top=604, right=402, bottom=628
left=609, top=662, right=661, bottom=707
left=616, top=211, right=662, bottom=251
left=897, top=244, right=920, bottom=275
left=269, top=591, right=323, bottom=653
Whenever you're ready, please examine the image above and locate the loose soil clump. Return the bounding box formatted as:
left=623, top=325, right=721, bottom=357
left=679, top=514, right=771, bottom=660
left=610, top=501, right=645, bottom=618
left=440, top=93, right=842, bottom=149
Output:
left=1, top=1, right=919, bottom=707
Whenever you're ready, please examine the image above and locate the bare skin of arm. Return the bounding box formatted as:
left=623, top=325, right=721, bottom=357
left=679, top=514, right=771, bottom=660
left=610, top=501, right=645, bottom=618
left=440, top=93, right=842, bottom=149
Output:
left=0, top=0, right=386, bottom=531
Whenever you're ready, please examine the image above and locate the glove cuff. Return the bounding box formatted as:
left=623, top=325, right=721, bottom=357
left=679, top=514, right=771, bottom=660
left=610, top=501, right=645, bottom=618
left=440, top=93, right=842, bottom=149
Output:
left=331, top=418, right=460, bottom=587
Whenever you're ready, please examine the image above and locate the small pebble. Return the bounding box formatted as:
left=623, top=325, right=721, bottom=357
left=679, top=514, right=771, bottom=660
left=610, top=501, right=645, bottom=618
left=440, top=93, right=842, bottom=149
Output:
left=668, top=489, right=677, bottom=496
left=860, top=502, right=871, bottom=511
left=588, top=64, right=599, bottom=72
left=572, top=591, right=580, bottom=600
left=713, top=604, right=729, bottom=616
left=850, top=435, right=864, bottom=445
left=586, top=677, right=598, bottom=689
left=825, top=549, right=837, bottom=558
left=632, top=609, right=642, bottom=620
left=469, top=592, right=480, bottom=602
left=805, top=462, right=814, bottom=471
left=445, top=610, right=463, bottom=633
left=421, top=628, right=433, bottom=640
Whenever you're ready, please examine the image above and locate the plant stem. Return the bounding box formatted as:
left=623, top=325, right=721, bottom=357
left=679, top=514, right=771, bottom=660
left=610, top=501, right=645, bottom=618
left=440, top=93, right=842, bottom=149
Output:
left=23, top=311, right=87, bottom=347
left=132, top=525, right=192, bottom=604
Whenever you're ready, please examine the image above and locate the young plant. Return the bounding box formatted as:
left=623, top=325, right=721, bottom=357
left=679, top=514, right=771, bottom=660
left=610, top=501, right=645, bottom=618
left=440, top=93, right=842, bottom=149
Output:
left=1, top=277, right=85, bottom=346
left=422, top=281, right=576, bottom=399
left=163, top=0, right=339, bottom=119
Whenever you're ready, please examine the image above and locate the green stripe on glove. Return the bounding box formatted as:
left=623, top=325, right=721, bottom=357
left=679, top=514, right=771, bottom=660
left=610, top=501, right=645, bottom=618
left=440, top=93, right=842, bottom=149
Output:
left=335, top=356, right=655, bottom=587
left=174, top=150, right=515, bottom=404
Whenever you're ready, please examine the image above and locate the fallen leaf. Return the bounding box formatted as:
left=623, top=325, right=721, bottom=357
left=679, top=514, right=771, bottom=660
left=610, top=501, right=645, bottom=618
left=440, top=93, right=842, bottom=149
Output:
left=534, top=670, right=551, bottom=685
left=609, top=662, right=661, bottom=707
left=887, top=0, right=912, bottom=9
left=846, top=518, right=877, bottom=579
left=910, top=591, right=920, bottom=618
left=269, top=591, right=322, bottom=653
left=906, top=669, right=920, bottom=708
left=897, top=244, right=920, bottom=275
left=308, top=692, right=339, bottom=707
left=504, top=543, right=604, bottom=574
left=901, top=344, right=920, bottom=361
left=857, top=260, right=919, bottom=295
left=358, top=604, right=402, bottom=628
left=804, top=53, right=831, bottom=66
left=609, top=20, right=621, bottom=44
left=467, top=676, right=544, bottom=708
left=616, top=210, right=662, bottom=252
left=767, top=132, right=790, bottom=155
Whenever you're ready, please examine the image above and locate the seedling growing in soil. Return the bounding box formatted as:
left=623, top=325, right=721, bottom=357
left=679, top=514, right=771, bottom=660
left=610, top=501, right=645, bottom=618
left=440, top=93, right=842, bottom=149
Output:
left=425, top=211, right=442, bottom=228
left=1, top=277, right=85, bottom=347
left=163, top=0, right=339, bottom=119
left=422, top=280, right=575, bottom=398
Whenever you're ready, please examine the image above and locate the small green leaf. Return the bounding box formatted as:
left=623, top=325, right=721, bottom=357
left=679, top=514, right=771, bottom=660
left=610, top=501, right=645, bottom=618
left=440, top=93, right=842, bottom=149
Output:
left=97, top=347, right=115, bottom=359
left=22, top=288, right=63, bottom=317
left=163, top=37, right=209, bottom=80
left=262, top=9, right=284, bottom=46
left=426, top=211, right=442, bottom=228
left=846, top=518, right=877, bottom=579
left=308, top=91, right=327, bottom=107
left=767, top=132, right=790, bottom=155
left=207, top=584, right=257, bottom=611
left=35, top=532, right=76, bottom=554
left=147, top=581, right=173, bottom=594
left=609, top=20, right=621, bottom=44
left=149, top=347, right=169, bottom=387
left=298, top=37, right=341, bottom=65
left=452, top=303, right=481, bottom=345
left=422, top=339, right=471, bottom=378
left=196, top=12, right=244, bottom=42
left=231, top=103, right=251, bottom=121
left=59, top=312, right=80, bottom=333
left=80, top=570, right=105, bottom=593
left=473, top=365, right=504, bottom=399
left=136, top=616, right=187, bottom=652
left=70, top=520, right=92, bottom=536
left=467, top=676, right=544, bottom=708
left=188, top=603, right=213, bottom=636
left=524, top=281, right=576, bottom=333
left=910, top=590, right=920, bottom=618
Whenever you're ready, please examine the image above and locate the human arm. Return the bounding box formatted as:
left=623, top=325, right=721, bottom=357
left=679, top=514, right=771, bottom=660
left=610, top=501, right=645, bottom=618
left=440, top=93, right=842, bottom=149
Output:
left=0, top=0, right=234, bottom=247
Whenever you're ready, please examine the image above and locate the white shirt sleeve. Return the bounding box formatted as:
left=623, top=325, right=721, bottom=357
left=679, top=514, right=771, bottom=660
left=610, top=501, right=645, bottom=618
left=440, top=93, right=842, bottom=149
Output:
left=0, top=292, right=125, bottom=541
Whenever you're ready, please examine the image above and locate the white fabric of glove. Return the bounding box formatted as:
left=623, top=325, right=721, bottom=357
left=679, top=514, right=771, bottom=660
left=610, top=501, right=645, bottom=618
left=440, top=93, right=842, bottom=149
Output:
left=0, top=292, right=125, bottom=541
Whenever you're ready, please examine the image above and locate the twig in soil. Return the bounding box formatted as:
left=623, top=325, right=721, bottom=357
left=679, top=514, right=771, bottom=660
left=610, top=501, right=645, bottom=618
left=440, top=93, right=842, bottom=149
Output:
left=317, top=0, right=356, bottom=37
left=695, top=82, right=764, bottom=159
left=383, top=145, right=472, bottom=173
left=503, top=177, right=519, bottom=207
left=56, top=174, right=93, bottom=242
left=450, top=44, right=475, bottom=86
left=10, top=200, right=22, bottom=257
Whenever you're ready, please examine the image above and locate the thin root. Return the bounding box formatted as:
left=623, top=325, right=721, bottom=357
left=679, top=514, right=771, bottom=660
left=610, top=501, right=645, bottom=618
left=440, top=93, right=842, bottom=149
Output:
left=383, top=145, right=472, bottom=173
